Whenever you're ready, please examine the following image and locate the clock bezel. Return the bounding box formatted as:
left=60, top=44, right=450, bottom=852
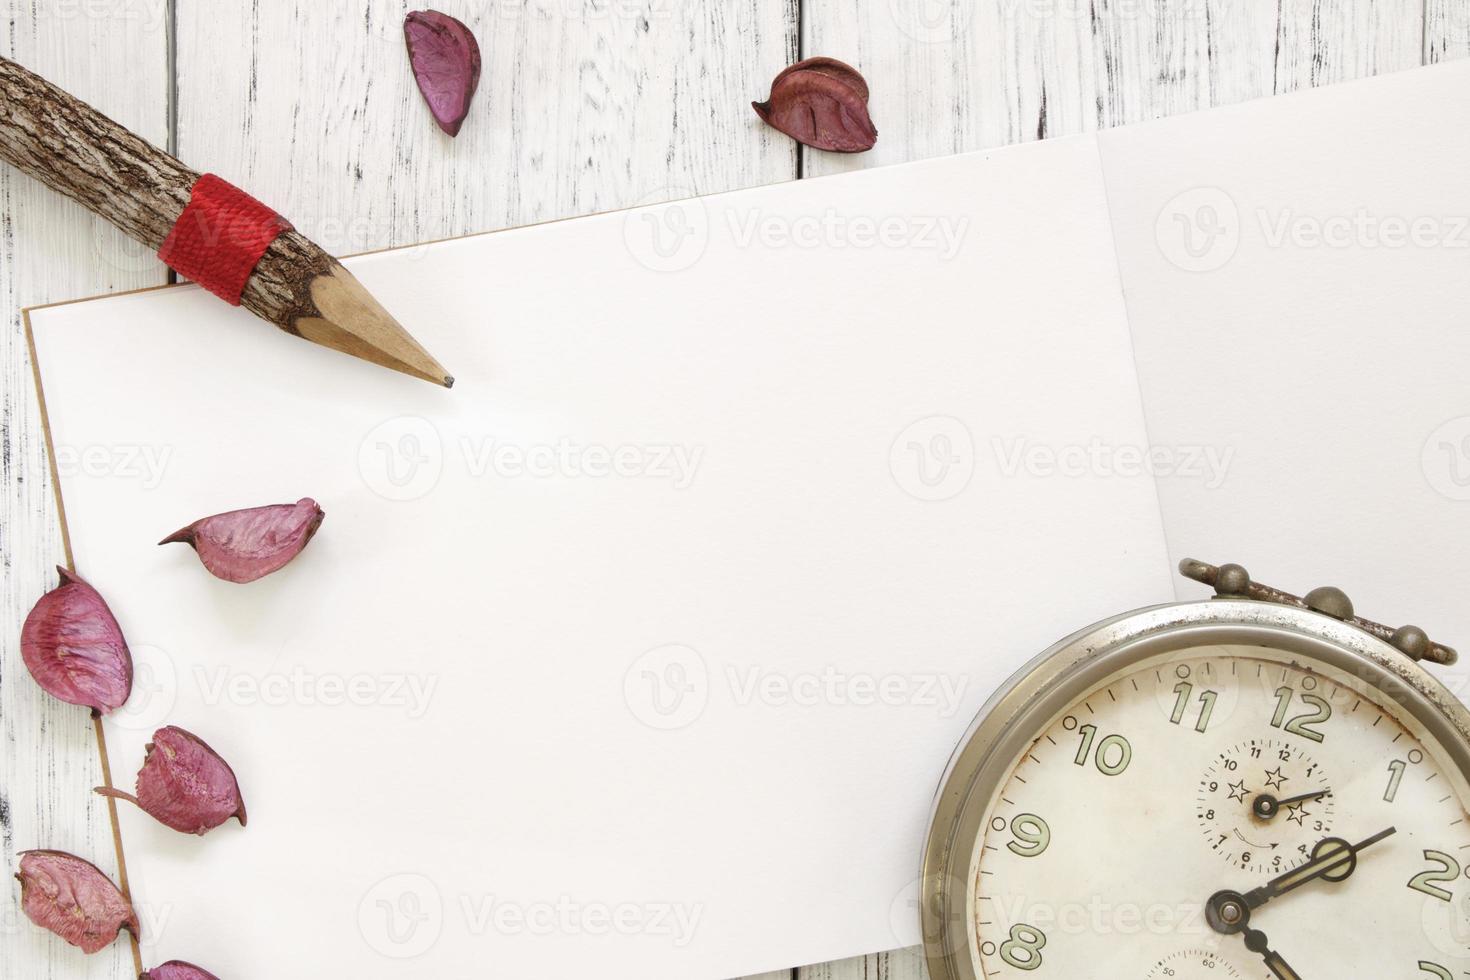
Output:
left=919, top=597, right=1470, bottom=980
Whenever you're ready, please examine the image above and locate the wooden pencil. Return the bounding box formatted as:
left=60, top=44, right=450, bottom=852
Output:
left=0, top=56, right=453, bottom=388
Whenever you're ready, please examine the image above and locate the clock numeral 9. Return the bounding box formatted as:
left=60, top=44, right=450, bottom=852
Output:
left=998, top=923, right=1047, bottom=971
left=1002, top=813, right=1051, bottom=858
left=1270, top=686, right=1332, bottom=743
left=1073, top=724, right=1132, bottom=776
left=1170, top=681, right=1219, bottom=733
left=1407, top=850, right=1462, bottom=903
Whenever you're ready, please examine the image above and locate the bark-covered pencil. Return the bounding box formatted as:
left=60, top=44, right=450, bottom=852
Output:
left=0, top=56, right=453, bottom=388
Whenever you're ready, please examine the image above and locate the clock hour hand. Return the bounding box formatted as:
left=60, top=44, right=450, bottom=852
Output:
left=1242, top=827, right=1396, bottom=910
left=1252, top=788, right=1332, bottom=820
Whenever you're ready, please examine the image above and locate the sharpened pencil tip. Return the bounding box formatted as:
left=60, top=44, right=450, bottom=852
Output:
left=444, top=375, right=455, bottom=389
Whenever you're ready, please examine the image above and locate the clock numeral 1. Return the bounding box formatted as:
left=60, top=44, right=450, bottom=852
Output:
left=1170, top=681, right=1219, bottom=733
left=1384, top=759, right=1407, bottom=803
left=1270, top=686, right=1332, bottom=743
left=1074, top=725, right=1132, bottom=776
left=1407, top=850, right=1462, bottom=903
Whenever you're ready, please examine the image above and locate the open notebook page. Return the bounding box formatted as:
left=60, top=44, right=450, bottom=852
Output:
left=28, top=131, right=1170, bottom=978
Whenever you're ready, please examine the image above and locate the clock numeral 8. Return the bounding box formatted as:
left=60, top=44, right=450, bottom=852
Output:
left=999, top=923, right=1047, bottom=971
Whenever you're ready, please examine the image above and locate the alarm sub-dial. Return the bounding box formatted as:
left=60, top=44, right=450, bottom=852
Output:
left=1198, top=738, right=1334, bottom=874
left=1145, top=949, right=1242, bottom=979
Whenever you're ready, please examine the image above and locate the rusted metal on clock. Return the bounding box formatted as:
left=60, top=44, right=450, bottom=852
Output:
left=1179, top=558, right=1458, bottom=667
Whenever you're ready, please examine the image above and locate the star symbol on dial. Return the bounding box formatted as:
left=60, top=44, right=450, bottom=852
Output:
left=1263, top=767, right=1289, bottom=790
left=1227, top=780, right=1251, bottom=802
left=1284, top=803, right=1310, bottom=827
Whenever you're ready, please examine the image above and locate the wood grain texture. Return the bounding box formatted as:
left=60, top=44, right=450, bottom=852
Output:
left=173, top=0, right=800, bottom=253
left=4, top=2, right=1470, bottom=979
left=0, top=4, right=169, bottom=980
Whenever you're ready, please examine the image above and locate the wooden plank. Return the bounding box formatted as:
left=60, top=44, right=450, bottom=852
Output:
left=799, top=0, right=1430, bottom=180
left=173, top=0, right=799, bottom=253
left=1426, top=0, right=1470, bottom=62
left=0, top=3, right=170, bottom=980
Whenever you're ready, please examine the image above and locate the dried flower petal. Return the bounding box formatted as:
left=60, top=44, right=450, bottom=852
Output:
left=405, top=10, right=482, bottom=137
left=15, top=850, right=139, bottom=954
left=142, top=961, right=221, bottom=980
left=21, top=567, right=133, bottom=714
left=160, top=497, right=324, bottom=584
left=753, top=56, right=877, bottom=153
left=98, top=726, right=246, bottom=836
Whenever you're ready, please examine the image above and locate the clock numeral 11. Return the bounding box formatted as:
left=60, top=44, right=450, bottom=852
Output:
left=1170, top=681, right=1218, bottom=733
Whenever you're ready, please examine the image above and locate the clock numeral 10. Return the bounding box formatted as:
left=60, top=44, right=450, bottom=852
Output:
left=1074, top=724, right=1132, bottom=775
left=1170, top=681, right=1218, bottom=733
left=1270, top=687, right=1332, bottom=743
left=1407, top=850, right=1462, bottom=903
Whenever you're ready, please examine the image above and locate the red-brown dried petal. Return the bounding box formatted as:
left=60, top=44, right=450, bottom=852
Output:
left=142, top=960, right=221, bottom=980
left=753, top=57, right=877, bottom=153
left=160, top=497, right=324, bottom=584
left=119, top=726, right=247, bottom=836
left=15, top=850, right=139, bottom=954
left=405, top=10, right=482, bottom=137
left=20, top=567, right=133, bottom=714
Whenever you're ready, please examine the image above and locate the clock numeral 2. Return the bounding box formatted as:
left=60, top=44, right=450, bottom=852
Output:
left=1270, top=687, right=1332, bottom=743
left=1418, top=963, right=1452, bottom=980
left=1074, top=725, right=1132, bottom=776
left=1170, top=681, right=1218, bottom=733
left=1407, top=850, right=1462, bottom=903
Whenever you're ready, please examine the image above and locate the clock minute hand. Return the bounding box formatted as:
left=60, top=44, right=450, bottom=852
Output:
left=1243, top=827, right=1396, bottom=910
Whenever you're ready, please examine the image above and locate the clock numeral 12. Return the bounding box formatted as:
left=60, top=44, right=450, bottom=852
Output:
left=1270, top=687, right=1332, bottom=743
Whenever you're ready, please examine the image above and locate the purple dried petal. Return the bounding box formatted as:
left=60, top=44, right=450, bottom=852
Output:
left=142, top=961, right=221, bottom=980
left=405, top=10, right=482, bottom=137
left=15, top=850, right=139, bottom=954
left=753, top=56, right=878, bottom=153
left=160, top=497, right=324, bottom=584
left=98, top=726, right=246, bottom=836
left=21, top=567, right=133, bottom=714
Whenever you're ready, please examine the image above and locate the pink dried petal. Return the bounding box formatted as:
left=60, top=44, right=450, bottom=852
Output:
left=21, top=567, right=133, bottom=714
left=15, top=850, right=139, bottom=954
left=142, top=961, right=221, bottom=980
left=405, top=10, right=482, bottom=136
left=98, top=726, right=246, bottom=836
left=753, top=56, right=878, bottom=153
left=160, top=497, right=324, bottom=584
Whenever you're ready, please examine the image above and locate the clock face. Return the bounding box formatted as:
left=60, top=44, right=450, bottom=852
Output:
left=969, top=644, right=1470, bottom=979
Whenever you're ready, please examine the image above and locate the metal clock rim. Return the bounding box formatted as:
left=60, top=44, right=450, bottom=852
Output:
left=918, top=597, right=1470, bottom=980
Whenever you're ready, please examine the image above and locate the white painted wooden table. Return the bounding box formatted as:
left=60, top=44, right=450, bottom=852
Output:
left=1, top=2, right=1466, bottom=977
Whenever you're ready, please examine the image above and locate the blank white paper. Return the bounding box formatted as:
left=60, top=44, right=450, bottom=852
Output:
left=29, top=132, right=1171, bottom=978
left=1101, top=60, right=1470, bottom=704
